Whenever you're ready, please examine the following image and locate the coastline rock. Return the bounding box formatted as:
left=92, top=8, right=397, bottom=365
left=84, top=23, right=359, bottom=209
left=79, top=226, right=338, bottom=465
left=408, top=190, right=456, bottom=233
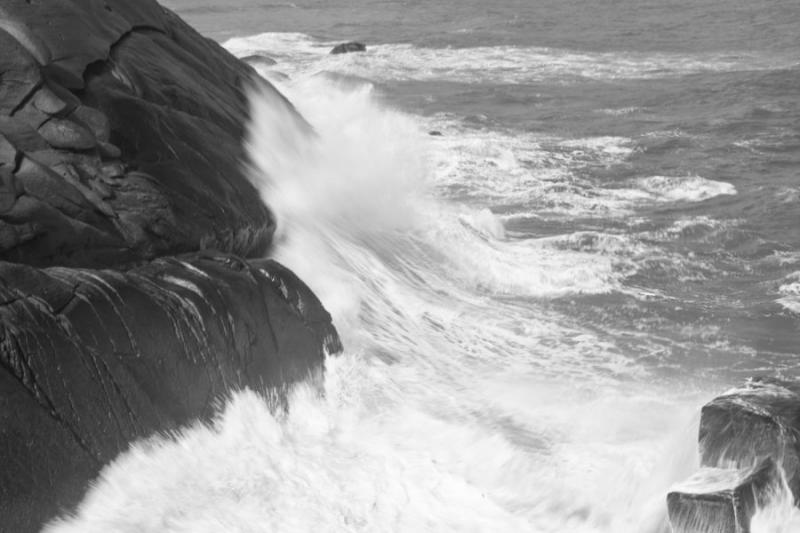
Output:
left=0, top=253, right=341, bottom=532
left=0, top=1, right=343, bottom=531
left=667, top=378, right=800, bottom=532
left=699, top=378, right=800, bottom=498
left=667, top=459, right=777, bottom=533
left=0, top=0, right=275, bottom=268
left=330, top=41, right=367, bottom=54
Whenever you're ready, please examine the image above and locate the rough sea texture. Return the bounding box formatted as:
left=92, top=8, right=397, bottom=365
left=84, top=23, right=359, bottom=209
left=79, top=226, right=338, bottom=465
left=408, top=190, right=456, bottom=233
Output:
left=51, top=0, right=800, bottom=531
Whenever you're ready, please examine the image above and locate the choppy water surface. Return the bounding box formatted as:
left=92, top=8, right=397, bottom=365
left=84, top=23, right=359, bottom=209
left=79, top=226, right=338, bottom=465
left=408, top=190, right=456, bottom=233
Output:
left=51, top=0, right=800, bottom=531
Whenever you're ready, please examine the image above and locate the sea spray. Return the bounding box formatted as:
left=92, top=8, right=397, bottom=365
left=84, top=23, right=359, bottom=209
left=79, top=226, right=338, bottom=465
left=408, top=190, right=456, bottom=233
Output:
left=48, top=70, right=713, bottom=533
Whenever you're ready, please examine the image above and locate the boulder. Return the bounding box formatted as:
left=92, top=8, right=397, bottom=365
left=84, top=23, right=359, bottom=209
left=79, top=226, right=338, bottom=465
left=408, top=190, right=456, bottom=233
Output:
left=667, top=459, right=778, bottom=533
left=667, top=378, right=800, bottom=532
left=330, top=41, right=367, bottom=54
left=699, top=377, right=800, bottom=498
left=0, top=253, right=341, bottom=532
left=0, top=0, right=278, bottom=268
left=242, top=53, right=278, bottom=67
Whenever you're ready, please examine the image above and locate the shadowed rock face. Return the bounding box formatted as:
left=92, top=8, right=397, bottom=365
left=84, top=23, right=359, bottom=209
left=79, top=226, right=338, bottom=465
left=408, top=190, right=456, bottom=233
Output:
left=0, top=1, right=342, bottom=531
left=0, top=255, right=341, bottom=531
left=0, top=0, right=274, bottom=268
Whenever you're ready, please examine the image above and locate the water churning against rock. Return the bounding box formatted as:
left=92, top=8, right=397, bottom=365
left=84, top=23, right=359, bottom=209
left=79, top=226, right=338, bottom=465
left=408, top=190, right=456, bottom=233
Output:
left=49, top=1, right=800, bottom=523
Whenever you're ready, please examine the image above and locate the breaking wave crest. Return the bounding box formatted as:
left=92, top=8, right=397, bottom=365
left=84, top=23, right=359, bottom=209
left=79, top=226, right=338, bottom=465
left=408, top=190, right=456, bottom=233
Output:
left=46, top=64, right=788, bottom=533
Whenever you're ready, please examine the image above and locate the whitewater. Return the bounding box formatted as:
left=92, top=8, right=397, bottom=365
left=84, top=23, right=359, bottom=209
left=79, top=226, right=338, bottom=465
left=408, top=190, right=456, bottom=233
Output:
left=48, top=2, right=800, bottom=529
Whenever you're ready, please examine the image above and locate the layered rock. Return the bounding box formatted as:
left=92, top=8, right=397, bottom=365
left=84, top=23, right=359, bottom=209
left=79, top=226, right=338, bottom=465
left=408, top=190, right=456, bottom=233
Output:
left=0, top=1, right=340, bottom=531
left=0, top=0, right=275, bottom=267
left=668, top=378, right=800, bottom=532
left=700, top=378, right=800, bottom=498
left=667, top=459, right=777, bottom=533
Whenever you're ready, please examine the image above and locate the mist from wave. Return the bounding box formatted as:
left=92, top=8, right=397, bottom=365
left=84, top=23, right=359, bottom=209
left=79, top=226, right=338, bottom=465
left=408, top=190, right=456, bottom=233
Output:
left=47, top=69, right=718, bottom=533
left=44, top=15, right=800, bottom=529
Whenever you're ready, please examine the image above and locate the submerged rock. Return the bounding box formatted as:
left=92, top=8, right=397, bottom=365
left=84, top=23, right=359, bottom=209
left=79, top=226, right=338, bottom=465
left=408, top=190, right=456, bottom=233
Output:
left=242, top=53, right=278, bottom=67
left=330, top=41, right=367, bottom=54
left=667, top=458, right=778, bottom=533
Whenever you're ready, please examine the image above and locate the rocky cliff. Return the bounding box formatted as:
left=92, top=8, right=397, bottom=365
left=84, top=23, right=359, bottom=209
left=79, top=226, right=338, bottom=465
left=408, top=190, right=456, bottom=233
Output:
left=0, top=1, right=339, bottom=531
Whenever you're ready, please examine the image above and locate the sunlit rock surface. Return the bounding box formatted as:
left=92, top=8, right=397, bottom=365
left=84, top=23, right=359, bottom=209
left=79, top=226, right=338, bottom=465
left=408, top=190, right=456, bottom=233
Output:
left=0, top=0, right=341, bottom=531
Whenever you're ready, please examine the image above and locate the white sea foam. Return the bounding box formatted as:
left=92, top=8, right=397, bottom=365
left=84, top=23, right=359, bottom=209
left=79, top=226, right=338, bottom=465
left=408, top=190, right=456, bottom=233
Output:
left=425, top=119, right=736, bottom=222
left=45, top=356, right=704, bottom=533
left=224, top=31, right=798, bottom=84
left=50, top=62, right=717, bottom=533
left=776, top=271, right=800, bottom=314
left=633, top=175, right=737, bottom=203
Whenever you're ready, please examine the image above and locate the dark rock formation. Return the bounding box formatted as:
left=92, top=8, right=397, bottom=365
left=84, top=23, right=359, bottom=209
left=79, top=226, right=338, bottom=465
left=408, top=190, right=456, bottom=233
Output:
left=699, top=378, right=800, bottom=498
left=667, top=378, right=800, bottom=532
left=667, top=458, right=777, bottom=533
left=330, top=41, right=367, bottom=55
left=0, top=254, right=340, bottom=532
left=0, top=0, right=275, bottom=268
left=0, top=1, right=341, bottom=532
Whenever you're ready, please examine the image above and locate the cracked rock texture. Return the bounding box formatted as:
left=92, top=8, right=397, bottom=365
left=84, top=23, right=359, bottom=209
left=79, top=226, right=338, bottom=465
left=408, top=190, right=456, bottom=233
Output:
left=1, top=256, right=340, bottom=532
left=0, top=0, right=274, bottom=267
left=0, top=1, right=341, bottom=531
left=667, top=378, right=800, bottom=532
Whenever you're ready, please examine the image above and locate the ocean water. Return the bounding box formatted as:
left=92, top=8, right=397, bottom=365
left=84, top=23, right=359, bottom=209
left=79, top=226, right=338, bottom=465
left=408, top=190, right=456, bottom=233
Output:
left=47, top=1, right=800, bottom=531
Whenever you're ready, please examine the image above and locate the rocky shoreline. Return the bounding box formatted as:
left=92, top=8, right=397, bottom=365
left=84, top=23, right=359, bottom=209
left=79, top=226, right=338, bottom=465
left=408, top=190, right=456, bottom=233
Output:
left=668, top=378, right=800, bottom=533
left=0, top=1, right=339, bottom=531
left=0, top=1, right=797, bottom=532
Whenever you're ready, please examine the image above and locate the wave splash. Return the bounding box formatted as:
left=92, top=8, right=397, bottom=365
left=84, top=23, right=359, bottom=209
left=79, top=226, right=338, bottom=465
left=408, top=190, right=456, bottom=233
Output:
left=43, top=73, right=789, bottom=532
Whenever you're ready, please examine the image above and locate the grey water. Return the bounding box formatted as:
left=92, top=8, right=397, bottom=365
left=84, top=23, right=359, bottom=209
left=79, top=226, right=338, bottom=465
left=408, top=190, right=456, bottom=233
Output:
left=49, top=1, right=800, bottom=531
left=167, top=0, right=800, bottom=386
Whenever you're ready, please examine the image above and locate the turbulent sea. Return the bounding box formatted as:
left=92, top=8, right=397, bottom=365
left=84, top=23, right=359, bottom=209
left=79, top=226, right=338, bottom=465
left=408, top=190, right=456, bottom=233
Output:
left=49, top=0, right=800, bottom=531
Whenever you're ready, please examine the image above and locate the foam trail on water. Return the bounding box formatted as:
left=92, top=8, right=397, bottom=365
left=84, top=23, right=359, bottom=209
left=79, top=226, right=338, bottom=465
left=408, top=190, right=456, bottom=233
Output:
left=225, top=32, right=799, bottom=83
left=48, top=75, right=710, bottom=532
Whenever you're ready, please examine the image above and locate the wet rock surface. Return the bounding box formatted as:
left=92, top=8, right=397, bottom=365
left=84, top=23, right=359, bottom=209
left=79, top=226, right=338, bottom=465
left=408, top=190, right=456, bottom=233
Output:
left=330, top=41, right=367, bottom=54
left=699, top=378, right=800, bottom=498
left=0, top=1, right=341, bottom=531
left=0, top=0, right=274, bottom=268
left=668, top=378, right=800, bottom=532
left=668, top=459, right=777, bottom=533
left=0, top=254, right=340, bottom=532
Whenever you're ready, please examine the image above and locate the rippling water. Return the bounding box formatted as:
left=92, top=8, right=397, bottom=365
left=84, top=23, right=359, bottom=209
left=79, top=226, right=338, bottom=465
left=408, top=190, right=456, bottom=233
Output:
left=49, top=0, right=800, bottom=531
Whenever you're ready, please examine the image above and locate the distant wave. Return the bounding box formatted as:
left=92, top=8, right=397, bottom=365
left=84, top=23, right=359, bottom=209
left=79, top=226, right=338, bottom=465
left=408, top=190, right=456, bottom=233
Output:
left=777, top=271, right=800, bottom=313
left=225, top=31, right=799, bottom=84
